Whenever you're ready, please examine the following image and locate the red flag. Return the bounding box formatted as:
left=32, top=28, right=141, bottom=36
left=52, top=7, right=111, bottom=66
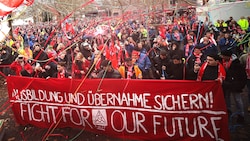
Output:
left=158, top=25, right=166, bottom=39
left=65, top=23, right=75, bottom=34
left=0, top=0, right=24, bottom=16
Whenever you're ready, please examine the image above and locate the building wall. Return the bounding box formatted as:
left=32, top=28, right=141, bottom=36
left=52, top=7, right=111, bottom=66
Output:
left=197, top=1, right=250, bottom=23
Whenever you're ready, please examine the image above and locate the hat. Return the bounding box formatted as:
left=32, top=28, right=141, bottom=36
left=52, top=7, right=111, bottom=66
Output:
left=207, top=53, right=220, bottom=61
left=101, top=60, right=112, bottom=67
left=221, top=50, right=232, bottom=57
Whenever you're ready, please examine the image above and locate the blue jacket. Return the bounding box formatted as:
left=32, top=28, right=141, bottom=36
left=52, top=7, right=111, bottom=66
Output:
left=137, top=53, right=151, bottom=72
left=218, top=38, right=236, bottom=52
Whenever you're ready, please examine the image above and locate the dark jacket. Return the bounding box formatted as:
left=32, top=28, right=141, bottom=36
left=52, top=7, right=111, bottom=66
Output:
left=97, top=69, right=121, bottom=79
left=0, top=49, right=12, bottom=65
left=185, top=53, right=206, bottom=80
left=33, top=50, right=49, bottom=67
left=223, top=56, right=247, bottom=92
left=36, top=62, right=57, bottom=78
left=167, top=63, right=184, bottom=80
left=152, top=56, right=170, bottom=79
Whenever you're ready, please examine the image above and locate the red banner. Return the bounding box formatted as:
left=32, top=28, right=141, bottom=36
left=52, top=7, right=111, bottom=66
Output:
left=7, top=76, right=229, bottom=141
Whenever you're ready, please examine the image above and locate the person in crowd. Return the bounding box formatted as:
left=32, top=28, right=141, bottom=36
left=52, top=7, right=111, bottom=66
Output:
left=124, top=39, right=135, bottom=58
left=34, top=62, right=57, bottom=78
left=113, top=39, right=123, bottom=67
left=214, top=19, right=221, bottom=30
left=10, top=55, right=33, bottom=77
left=27, top=33, right=36, bottom=50
left=19, top=42, right=33, bottom=60
left=165, top=29, right=172, bottom=43
left=197, top=53, right=226, bottom=82
left=148, top=26, right=158, bottom=44
left=53, top=61, right=71, bottom=78
left=237, top=30, right=250, bottom=55
left=169, top=42, right=184, bottom=60
left=0, top=47, right=13, bottom=76
left=221, top=50, right=247, bottom=124
left=105, top=39, right=120, bottom=69
left=118, top=57, right=142, bottom=79
left=118, top=42, right=129, bottom=63
left=80, top=41, right=93, bottom=61
left=88, top=50, right=103, bottom=77
left=167, top=55, right=184, bottom=80
left=72, top=52, right=89, bottom=79
left=237, top=16, right=249, bottom=31
left=139, top=24, right=148, bottom=39
left=185, top=30, right=197, bottom=44
left=1, top=41, right=13, bottom=58
left=32, top=42, right=49, bottom=66
left=245, top=48, right=250, bottom=112
left=186, top=45, right=206, bottom=80
left=152, top=35, right=169, bottom=57
left=225, top=16, right=234, bottom=25
left=152, top=50, right=170, bottom=79
left=218, top=31, right=236, bottom=53
left=132, top=50, right=152, bottom=79
left=200, top=30, right=217, bottom=45
left=97, top=60, right=121, bottom=79
left=228, top=20, right=238, bottom=33
left=184, top=39, right=195, bottom=59
left=72, top=44, right=81, bottom=57
left=45, top=45, right=57, bottom=59
left=56, top=43, right=65, bottom=53
left=219, top=20, right=228, bottom=32
left=214, top=19, right=227, bottom=32
left=171, top=28, right=184, bottom=46
left=199, top=36, right=218, bottom=57
left=56, top=42, right=70, bottom=64
left=57, top=42, right=72, bottom=72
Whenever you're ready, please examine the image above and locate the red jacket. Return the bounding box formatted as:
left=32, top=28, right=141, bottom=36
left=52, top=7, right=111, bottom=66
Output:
left=72, top=60, right=89, bottom=79
left=10, top=61, right=33, bottom=76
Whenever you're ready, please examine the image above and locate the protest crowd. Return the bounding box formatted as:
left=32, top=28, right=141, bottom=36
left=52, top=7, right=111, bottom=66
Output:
left=1, top=7, right=250, bottom=124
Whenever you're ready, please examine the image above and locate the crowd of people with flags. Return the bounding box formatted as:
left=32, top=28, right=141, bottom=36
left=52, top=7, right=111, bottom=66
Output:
left=0, top=10, right=250, bottom=123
